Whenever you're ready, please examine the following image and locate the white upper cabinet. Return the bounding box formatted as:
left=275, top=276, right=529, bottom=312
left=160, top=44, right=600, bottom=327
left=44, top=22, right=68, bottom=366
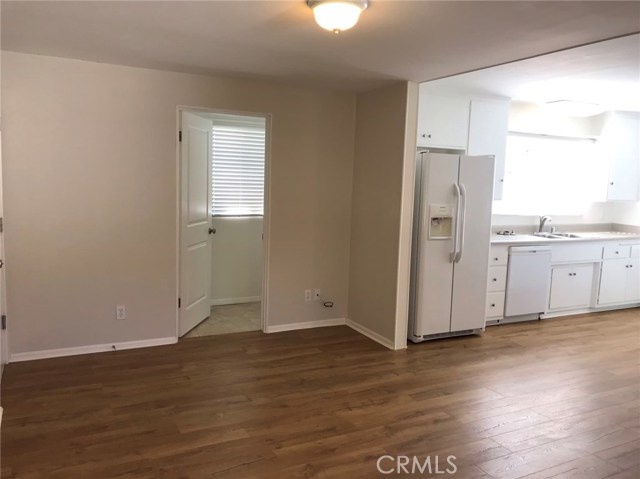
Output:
left=599, top=111, right=640, bottom=201
left=417, top=92, right=469, bottom=150
left=467, top=99, right=510, bottom=200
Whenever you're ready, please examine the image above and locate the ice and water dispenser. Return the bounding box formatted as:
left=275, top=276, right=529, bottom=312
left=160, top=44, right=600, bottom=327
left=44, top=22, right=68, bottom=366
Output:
left=427, top=204, right=453, bottom=240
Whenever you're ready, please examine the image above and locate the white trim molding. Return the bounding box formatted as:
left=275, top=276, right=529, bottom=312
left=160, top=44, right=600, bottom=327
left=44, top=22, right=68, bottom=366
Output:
left=346, top=318, right=395, bottom=350
left=210, top=296, right=261, bottom=306
left=541, top=303, right=640, bottom=319
left=10, top=337, right=177, bottom=363
left=265, top=318, right=345, bottom=333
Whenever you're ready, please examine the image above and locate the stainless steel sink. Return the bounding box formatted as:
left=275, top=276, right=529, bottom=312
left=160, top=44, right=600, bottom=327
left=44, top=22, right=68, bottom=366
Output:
left=552, top=233, right=581, bottom=238
left=530, top=232, right=564, bottom=239
left=529, top=232, right=581, bottom=239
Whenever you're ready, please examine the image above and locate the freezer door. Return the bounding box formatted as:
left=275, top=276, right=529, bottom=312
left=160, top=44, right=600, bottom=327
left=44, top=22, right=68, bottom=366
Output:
left=450, top=155, right=495, bottom=332
left=413, top=153, right=459, bottom=337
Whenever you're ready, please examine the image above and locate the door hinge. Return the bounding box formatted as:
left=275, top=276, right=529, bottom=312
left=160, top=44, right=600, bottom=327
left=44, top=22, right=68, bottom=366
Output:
left=0, top=217, right=3, bottom=233
left=178, top=297, right=181, bottom=309
left=1, top=315, right=6, bottom=330
left=178, top=131, right=182, bottom=142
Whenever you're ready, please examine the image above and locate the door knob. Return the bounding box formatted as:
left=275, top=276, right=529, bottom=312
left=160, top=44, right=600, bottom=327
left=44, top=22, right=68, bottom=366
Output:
left=208, top=228, right=216, bottom=235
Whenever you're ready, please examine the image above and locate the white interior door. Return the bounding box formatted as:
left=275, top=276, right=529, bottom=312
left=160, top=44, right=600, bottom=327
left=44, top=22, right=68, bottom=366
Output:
left=179, top=112, right=213, bottom=337
left=0, top=130, right=6, bottom=369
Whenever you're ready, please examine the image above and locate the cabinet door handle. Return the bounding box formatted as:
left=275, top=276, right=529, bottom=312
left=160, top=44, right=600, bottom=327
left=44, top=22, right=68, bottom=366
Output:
left=492, top=278, right=497, bottom=282
left=610, top=182, right=614, bottom=185
left=491, top=303, right=496, bottom=307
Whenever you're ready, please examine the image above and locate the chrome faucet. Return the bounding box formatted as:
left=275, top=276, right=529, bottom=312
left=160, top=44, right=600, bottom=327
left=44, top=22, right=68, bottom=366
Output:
left=538, top=215, right=552, bottom=233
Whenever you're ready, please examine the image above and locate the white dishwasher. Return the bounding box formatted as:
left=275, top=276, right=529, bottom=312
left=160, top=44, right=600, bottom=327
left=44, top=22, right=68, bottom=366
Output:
left=505, top=246, right=552, bottom=317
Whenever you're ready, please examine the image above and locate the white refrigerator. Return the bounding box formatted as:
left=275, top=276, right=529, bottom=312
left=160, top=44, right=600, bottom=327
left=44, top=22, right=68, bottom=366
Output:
left=409, top=152, right=495, bottom=342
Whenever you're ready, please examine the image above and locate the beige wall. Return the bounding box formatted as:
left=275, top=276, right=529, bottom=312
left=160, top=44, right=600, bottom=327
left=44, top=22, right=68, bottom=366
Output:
left=211, top=217, right=263, bottom=304
left=348, top=82, right=416, bottom=348
left=2, top=52, right=356, bottom=355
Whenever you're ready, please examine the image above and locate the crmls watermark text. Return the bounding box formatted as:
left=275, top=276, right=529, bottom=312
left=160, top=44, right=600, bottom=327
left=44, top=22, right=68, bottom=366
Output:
left=376, top=455, right=458, bottom=476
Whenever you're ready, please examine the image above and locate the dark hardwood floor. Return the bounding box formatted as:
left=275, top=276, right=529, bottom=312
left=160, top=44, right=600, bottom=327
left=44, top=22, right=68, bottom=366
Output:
left=1, top=309, right=639, bottom=478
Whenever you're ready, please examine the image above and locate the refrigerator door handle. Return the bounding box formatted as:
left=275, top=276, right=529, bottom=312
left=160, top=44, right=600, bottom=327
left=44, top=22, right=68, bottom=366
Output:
left=451, top=183, right=461, bottom=263
left=456, top=183, right=467, bottom=263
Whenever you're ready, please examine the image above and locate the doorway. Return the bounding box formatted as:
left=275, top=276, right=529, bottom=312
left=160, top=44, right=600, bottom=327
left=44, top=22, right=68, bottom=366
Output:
left=177, top=108, right=270, bottom=338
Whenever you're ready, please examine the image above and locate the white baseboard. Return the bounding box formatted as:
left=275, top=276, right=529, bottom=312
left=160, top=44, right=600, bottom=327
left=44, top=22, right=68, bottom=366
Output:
left=346, top=318, right=395, bottom=350
left=210, top=296, right=261, bottom=306
left=10, top=337, right=177, bottom=363
left=542, top=303, right=640, bottom=319
left=265, top=318, right=345, bottom=333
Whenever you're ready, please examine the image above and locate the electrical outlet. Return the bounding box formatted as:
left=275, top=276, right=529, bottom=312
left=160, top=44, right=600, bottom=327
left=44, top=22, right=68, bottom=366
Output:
left=304, top=289, right=312, bottom=302
left=313, top=289, right=321, bottom=301
left=116, top=305, right=126, bottom=320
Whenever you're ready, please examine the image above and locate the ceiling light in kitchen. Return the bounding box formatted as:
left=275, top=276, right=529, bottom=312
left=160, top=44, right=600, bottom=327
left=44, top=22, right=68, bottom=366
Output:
left=308, top=0, right=368, bottom=34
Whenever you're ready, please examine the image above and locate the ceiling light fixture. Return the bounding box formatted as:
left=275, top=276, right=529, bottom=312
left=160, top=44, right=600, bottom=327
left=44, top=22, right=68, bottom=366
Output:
left=307, top=0, right=368, bottom=34
left=544, top=100, right=606, bottom=117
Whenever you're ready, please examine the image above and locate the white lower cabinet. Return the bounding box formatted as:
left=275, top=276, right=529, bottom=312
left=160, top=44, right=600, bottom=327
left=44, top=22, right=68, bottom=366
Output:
left=486, top=292, right=505, bottom=319
left=488, top=240, right=640, bottom=324
left=598, top=259, right=629, bottom=305
left=625, top=258, right=640, bottom=302
left=485, top=246, right=508, bottom=321
left=599, top=257, right=640, bottom=305
left=549, top=264, right=594, bottom=311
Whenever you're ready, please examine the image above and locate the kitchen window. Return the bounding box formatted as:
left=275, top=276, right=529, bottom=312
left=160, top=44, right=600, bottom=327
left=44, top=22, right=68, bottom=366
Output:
left=211, top=114, right=266, bottom=217
left=495, top=132, right=607, bottom=215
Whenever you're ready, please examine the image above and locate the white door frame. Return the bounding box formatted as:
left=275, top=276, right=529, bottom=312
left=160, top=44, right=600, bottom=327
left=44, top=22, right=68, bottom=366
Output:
left=0, top=128, right=8, bottom=369
left=175, top=106, right=272, bottom=338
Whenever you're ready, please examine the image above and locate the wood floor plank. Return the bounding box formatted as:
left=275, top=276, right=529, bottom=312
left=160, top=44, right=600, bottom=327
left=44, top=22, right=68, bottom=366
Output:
left=1, top=308, right=639, bottom=478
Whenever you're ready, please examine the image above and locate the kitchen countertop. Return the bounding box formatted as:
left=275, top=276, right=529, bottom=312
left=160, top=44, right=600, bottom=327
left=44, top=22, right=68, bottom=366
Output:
left=491, top=231, right=640, bottom=245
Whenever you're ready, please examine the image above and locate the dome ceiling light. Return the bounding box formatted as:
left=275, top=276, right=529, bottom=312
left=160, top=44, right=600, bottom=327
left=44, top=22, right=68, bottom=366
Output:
left=307, top=0, right=369, bottom=34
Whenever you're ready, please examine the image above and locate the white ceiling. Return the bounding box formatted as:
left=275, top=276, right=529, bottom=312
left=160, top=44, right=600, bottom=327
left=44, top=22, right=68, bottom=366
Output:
left=425, top=34, right=640, bottom=111
left=2, top=1, right=640, bottom=91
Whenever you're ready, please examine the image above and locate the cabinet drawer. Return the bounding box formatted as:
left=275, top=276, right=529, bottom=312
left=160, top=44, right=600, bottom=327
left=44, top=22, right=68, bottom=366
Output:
left=603, top=244, right=631, bottom=259
left=631, top=245, right=640, bottom=258
left=487, top=266, right=507, bottom=292
left=485, top=292, right=505, bottom=318
left=489, top=247, right=509, bottom=266
left=551, top=244, right=602, bottom=263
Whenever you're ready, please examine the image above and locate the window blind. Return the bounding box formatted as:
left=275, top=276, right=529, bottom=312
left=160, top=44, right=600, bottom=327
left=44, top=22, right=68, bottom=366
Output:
left=211, top=114, right=266, bottom=216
